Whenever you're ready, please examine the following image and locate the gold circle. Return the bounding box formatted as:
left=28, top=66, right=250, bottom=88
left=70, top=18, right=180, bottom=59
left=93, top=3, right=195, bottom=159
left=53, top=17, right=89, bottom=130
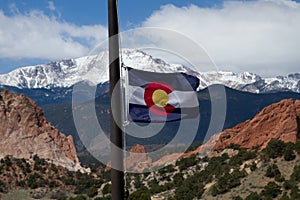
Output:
left=152, top=89, right=169, bottom=107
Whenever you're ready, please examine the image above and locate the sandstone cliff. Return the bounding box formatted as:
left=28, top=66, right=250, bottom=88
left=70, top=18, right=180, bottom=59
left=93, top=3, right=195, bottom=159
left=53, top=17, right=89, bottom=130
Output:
left=0, top=89, right=83, bottom=171
left=213, top=99, right=300, bottom=150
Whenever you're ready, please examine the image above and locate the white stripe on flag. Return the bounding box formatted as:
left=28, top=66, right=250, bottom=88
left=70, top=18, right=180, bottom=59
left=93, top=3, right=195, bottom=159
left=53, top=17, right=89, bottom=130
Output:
left=128, top=86, right=198, bottom=108
left=128, top=86, right=146, bottom=105
left=168, top=92, right=198, bottom=108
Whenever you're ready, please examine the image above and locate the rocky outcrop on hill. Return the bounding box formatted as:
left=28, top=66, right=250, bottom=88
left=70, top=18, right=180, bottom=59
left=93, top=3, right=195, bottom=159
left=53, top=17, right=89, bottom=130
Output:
left=0, top=89, right=84, bottom=171
left=106, top=144, right=153, bottom=172
left=214, top=99, right=300, bottom=150
left=125, top=144, right=152, bottom=172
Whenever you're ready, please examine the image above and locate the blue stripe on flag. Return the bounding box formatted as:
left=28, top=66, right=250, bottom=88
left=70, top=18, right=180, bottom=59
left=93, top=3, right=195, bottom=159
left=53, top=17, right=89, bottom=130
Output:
left=128, top=68, right=199, bottom=91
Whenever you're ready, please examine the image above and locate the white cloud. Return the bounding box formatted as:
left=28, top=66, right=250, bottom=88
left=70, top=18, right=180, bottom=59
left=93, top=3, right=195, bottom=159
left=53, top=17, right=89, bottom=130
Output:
left=0, top=10, right=107, bottom=61
left=141, top=0, right=300, bottom=76
left=47, top=1, right=56, bottom=11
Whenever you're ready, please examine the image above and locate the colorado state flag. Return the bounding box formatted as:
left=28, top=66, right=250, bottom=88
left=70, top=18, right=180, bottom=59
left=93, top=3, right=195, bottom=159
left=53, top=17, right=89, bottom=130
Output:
left=128, top=68, right=199, bottom=122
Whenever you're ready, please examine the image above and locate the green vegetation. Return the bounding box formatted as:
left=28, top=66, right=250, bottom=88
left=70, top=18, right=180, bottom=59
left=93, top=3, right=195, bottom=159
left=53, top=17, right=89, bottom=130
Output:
left=87, top=186, right=98, bottom=198
left=3, top=139, right=300, bottom=199
left=0, top=155, right=107, bottom=199
left=128, top=188, right=151, bottom=200
left=158, top=164, right=175, bottom=174
left=175, top=154, right=198, bottom=171
left=102, top=183, right=112, bottom=195
left=261, top=181, right=282, bottom=199
left=232, top=195, right=243, bottom=200
left=264, top=138, right=286, bottom=159
left=211, top=169, right=246, bottom=196
left=245, top=192, right=262, bottom=200
left=68, top=195, right=87, bottom=200
left=265, top=163, right=281, bottom=178
left=283, top=143, right=296, bottom=161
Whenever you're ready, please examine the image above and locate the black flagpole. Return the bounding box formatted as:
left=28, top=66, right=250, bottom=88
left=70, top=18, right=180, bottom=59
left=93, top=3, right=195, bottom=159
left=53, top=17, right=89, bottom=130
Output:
left=108, top=0, right=124, bottom=199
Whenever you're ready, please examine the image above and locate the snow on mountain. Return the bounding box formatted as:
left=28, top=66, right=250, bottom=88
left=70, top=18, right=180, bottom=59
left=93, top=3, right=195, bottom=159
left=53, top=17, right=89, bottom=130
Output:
left=0, top=49, right=186, bottom=89
left=0, top=49, right=299, bottom=93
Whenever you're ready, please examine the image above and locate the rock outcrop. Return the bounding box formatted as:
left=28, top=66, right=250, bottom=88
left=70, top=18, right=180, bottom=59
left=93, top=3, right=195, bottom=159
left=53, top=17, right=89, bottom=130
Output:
left=125, top=144, right=152, bottom=172
left=213, top=99, right=300, bottom=150
left=0, top=89, right=83, bottom=171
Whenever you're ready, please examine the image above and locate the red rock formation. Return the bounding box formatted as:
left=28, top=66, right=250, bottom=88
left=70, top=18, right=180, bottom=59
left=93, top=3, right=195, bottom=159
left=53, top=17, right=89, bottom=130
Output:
left=0, top=89, right=82, bottom=171
left=125, top=144, right=152, bottom=172
left=213, top=99, right=300, bottom=150
left=105, top=144, right=153, bottom=172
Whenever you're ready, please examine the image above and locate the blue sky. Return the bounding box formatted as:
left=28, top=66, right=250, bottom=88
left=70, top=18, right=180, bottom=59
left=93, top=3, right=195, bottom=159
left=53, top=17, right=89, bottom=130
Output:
left=0, top=0, right=225, bottom=27
left=0, top=0, right=300, bottom=76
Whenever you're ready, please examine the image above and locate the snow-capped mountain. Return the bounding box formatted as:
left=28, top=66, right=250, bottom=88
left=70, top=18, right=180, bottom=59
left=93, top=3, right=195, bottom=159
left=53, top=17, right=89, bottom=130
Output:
left=0, top=49, right=187, bottom=89
left=0, top=49, right=299, bottom=93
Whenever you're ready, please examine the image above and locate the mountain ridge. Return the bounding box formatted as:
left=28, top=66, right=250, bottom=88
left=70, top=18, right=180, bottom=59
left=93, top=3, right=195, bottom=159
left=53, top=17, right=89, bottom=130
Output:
left=0, top=49, right=299, bottom=93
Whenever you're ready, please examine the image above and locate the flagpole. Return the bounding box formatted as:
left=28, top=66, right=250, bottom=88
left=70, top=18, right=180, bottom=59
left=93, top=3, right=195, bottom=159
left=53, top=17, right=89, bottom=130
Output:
left=108, top=0, right=124, bottom=199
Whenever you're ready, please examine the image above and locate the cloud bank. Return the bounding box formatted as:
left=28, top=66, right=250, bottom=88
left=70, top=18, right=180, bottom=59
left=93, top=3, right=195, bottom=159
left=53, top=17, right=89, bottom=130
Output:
left=142, top=0, right=300, bottom=76
left=0, top=10, right=107, bottom=61
left=1, top=0, right=300, bottom=76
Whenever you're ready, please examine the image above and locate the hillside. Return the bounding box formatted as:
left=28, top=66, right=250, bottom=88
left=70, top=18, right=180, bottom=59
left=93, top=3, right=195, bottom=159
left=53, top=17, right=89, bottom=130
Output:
left=117, top=140, right=300, bottom=200
left=1, top=99, right=300, bottom=199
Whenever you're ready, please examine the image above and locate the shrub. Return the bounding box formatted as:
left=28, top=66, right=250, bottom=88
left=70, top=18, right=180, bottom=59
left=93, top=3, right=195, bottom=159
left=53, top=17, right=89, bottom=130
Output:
left=173, top=173, right=184, bottom=186
left=27, top=173, right=41, bottom=189
left=261, top=181, right=282, bottom=199
left=175, top=155, right=198, bottom=171
left=265, top=139, right=285, bottom=159
left=229, top=149, right=257, bottom=166
left=69, top=195, right=87, bottom=200
left=51, top=164, right=59, bottom=173
left=16, top=180, right=26, bottom=187
left=279, top=193, right=290, bottom=200
left=250, top=162, right=257, bottom=171
left=0, top=180, right=8, bottom=193
left=232, top=196, right=243, bottom=200
left=206, top=155, right=229, bottom=178
left=128, top=187, right=151, bottom=200
left=4, top=156, right=12, bottom=167
left=284, top=143, right=296, bottom=161
left=294, top=141, right=300, bottom=154
left=133, top=175, right=143, bottom=189
left=290, top=186, right=300, bottom=199
left=266, top=164, right=281, bottom=178
left=87, top=186, right=98, bottom=198
left=49, top=181, right=59, bottom=188
left=174, top=186, right=194, bottom=200
left=283, top=180, right=296, bottom=190
left=210, top=169, right=246, bottom=195
left=291, top=165, right=300, bottom=182
left=102, top=183, right=112, bottom=195
left=245, top=192, right=262, bottom=200
left=94, top=197, right=111, bottom=200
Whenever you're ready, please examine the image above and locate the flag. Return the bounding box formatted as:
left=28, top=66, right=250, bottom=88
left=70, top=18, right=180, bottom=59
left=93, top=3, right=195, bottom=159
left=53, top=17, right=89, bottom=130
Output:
left=127, top=68, right=199, bottom=122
